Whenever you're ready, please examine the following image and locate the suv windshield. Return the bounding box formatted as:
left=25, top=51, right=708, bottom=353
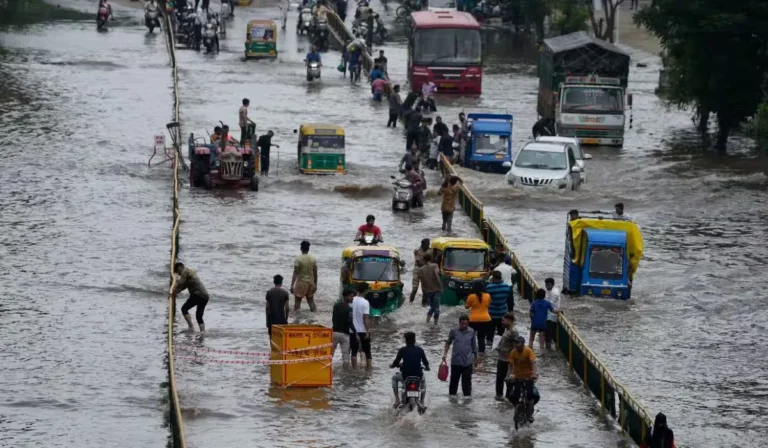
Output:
left=514, top=149, right=567, bottom=170
left=562, top=87, right=624, bottom=114
left=474, top=134, right=508, bottom=154
left=588, top=246, right=623, bottom=280
left=352, top=256, right=399, bottom=281
left=443, top=249, right=487, bottom=272
left=413, top=28, right=481, bottom=66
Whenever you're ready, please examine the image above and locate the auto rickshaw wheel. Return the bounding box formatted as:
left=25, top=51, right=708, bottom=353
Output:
left=250, top=177, right=259, bottom=191
left=203, top=174, right=212, bottom=190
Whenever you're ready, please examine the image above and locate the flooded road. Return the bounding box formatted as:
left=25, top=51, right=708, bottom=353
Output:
left=1, top=1, right=766, bottom=447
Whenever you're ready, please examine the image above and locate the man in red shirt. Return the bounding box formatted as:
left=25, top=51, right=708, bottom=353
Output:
left=355, top=214, right=383, bottom=243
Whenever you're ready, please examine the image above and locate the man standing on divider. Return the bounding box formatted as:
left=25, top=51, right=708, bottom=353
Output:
left=265, top=274, right=290, bottom=338
left=291, top=240, right=318, bottom=312
left=438, top=175, right=462, bottom=232
left=239, top=98, right=250, bottom=145
left=172, top=261, right=210, bottom=332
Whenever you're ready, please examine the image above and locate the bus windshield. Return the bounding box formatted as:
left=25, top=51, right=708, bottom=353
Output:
left=301, top=135, right=345, bottom=153
left=562, top=87, right=624, bottom=114
left=413, top=28, right=481, bottom=66
left=443, top=248, right=487, bottom=272
left=352, top=257, right=399, bottom=282
left=588, top=246, right=623, bottom=280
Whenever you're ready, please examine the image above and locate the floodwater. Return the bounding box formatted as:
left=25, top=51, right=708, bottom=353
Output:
left=0, top=1, right=766, bottom=448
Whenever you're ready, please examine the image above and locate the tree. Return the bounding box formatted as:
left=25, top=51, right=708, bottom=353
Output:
left=635, top=0, right=768, bottom=153
left=586, top=0, right=626, bottom=43
left=549, top=0, right=589, bottom=36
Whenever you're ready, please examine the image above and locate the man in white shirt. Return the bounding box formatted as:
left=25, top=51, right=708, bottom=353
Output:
left=612, top=202, right=633, bottom=222
left=544, top=278, right=561, bottom=349
left=350, top=284, right=372, bottom=370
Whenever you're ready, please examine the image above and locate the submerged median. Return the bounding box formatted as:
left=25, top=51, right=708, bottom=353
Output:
left=0, top=0, right=89, bottom=26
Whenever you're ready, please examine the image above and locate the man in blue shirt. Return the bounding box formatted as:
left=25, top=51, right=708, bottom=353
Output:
left=486, top=270, right=511, bottom=346
left=305, top=45, right=321, bottom=64
left=390, top=331, right=430, bottom=407
left=370, top=64, right=385, bottom=82
left=529, top=288, right=554, bottom=350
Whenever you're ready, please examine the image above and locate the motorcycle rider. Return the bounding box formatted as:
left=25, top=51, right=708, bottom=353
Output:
left=355, top=214, right=383, bottom=243
left=97, top=0, right=113, bottom=22
left=306, top=45, right=322, bottom=65
left=506, top=335, right=540, bottom=423
left=193, top=7, right=206, bottom=50
left=405, top=164, right=425, bottom=208
left=390, top=331, right=430, bottom=408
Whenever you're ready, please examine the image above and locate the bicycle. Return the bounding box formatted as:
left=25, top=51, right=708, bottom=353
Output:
left=508, top=378, right=536, bottom=430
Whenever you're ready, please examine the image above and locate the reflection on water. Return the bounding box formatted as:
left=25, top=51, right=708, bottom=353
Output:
left=1, top=2, right=767, bottom=447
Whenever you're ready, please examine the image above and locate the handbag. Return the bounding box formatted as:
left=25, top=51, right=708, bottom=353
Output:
left=437, top=361, right=448, bottom=382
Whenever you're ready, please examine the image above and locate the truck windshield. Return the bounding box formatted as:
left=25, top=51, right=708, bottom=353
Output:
left=413, top=28, right=481, bottom=66
left=588, top=246, right=623, bottom=280
left=443, top=249, right=487, bottom=272
left=428, top=0, right=457, bottom=8
left=352, top=257, right=399, bottom=281
left=562, top=87, right=624, bottom=114
left=474, top=134, right=508, bottom=154
left=301, top=135, right=344, bottom=153
left=514, top=150, right=567, bottom=170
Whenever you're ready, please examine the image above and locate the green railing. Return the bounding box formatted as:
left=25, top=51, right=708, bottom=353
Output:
left=440, top=155, right=654, bottom=446
left=161, top=11, right=187, bottom=448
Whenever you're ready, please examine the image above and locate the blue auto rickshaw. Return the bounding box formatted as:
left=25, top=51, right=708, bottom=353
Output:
left=460, top=113, right=513, bottom=173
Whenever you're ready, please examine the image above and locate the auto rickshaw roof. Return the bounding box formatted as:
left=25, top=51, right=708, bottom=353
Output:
left=430, top=237, right=489, bottom=251
left=247, top=19, right=276, bottom=29
left=300, top=123, right=345, bottom=135
left=342, top=246, right=401, bottom=259
left=569, top=218, right=643, bottom=276
left=471, top=120, right=511, bottom=135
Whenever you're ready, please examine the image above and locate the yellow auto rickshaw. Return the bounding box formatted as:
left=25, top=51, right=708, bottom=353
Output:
left=340, top=246, right=405, bottom=317
left=430, top=237, right=492, bottom=306
left=245, top=20, right=277, bottom=60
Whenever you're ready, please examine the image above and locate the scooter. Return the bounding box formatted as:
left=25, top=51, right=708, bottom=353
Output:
left=202, top=22, right=218, bottom=53
left=306, top=61, right=321, bottom=81
left=96, top=6, right=110, bottom=30
left=298, top=7, right=313, bottom=34
left=145, top=10, right=160, bottom=33
left=312, top=18, right=329, bottom=51
left=391, top=175, right=413, bottom=211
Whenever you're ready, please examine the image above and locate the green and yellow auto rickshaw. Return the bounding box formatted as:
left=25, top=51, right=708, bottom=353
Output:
left=294, top=123, right=346, bottom=174
left=340, top=246, right=405, bottom=317
left=430, top=237, right=492, bottom=306
left=245, top=20, right=277, bottom=60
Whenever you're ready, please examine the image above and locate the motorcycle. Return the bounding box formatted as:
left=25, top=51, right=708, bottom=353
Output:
left=298, top=8, right=313, bottom=34
left=352, top=15, right=387, bottom=43
left=201, top=22, right=218, bottom=53
left=391, top=176, right=413, bottom=211
left=306, top=61, right=321, bottom=81
left=176, top=11, right=197, bottom=45
left=312, top=18, right=329, bottom=51
left=356, top=234, right=380, bottom=246
left=96, top=6, right=110, bottom=30
left=393, top=367, right=428, bottom=414
left=145, top=10, right=160, bottom=33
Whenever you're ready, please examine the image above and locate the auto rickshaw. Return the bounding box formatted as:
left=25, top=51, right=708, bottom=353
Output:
left=245, top=20, right=278, bottom=59
left=294, top=123, right=346, bottom=174
left=340, top=246, right=405, bottom=317
left=430, top=237, right=491, bottom=306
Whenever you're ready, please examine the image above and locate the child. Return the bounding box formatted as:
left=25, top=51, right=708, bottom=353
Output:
left=529, top=288, right=554, bottom=350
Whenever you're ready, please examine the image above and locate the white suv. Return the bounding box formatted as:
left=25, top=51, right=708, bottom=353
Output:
left=535, top=136, right=591, bottom=183
left=503, top=141, right=584, bottom=191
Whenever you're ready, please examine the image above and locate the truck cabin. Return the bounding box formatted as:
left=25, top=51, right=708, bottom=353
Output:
left=466, top=113, right=512, bottom=159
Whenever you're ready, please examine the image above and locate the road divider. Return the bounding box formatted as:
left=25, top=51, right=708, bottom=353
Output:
left=439, top=155, right=655, bottom=447
left=161, top=10, right=187, bottom=448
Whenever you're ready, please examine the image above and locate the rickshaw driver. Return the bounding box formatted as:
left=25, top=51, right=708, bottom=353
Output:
left=355, top=214, right=384, bottom=243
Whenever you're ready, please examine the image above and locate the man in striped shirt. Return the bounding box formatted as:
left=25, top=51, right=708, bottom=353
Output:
left=485, top=270, right=511, bottom=347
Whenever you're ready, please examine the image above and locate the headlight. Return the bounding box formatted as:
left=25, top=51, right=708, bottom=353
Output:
left=387, top=292, right=394, bottom=298
left=244, top=162, right=249, bottom=167
left=448, top=281, right=456, bottom=288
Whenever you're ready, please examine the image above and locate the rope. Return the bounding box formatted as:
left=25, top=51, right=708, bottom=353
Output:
left=162, top=9, right=187, bottom=448
left=175, top=355, right=332, bottom=365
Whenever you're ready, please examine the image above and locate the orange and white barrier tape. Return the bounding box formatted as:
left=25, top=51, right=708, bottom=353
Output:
left=173, top=343, right=332, bottom=358
left=174, top=355, right=332, bottom=365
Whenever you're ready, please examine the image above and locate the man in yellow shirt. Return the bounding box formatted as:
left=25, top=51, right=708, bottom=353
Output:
left=506, top=336, right=539, bottom=422
left=291, top=240, right=318, bottom=311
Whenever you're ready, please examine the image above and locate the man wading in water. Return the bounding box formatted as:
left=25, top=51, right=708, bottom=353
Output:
left=172, top=262, right=210, bottom=332
left=291, top=240, right=318, bottom=312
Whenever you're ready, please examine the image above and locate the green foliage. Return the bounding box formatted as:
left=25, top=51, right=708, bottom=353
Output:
left=634, top=0, right=768, bottom=153
left=549, top=0, right=589, bottom=36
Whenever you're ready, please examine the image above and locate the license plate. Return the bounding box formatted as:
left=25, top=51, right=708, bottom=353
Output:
left=406, top=391, right=419, bottom=397
left=440, top=83, right=455, bottom=88
left=601, top=289, right=611, bottom=296
left=582, top=138, right=600, bottom=145
left=396, top=203, right=406, bottom=209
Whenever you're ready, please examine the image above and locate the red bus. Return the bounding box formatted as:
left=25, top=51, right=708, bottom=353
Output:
left=408, top=10, right=482, bottom=94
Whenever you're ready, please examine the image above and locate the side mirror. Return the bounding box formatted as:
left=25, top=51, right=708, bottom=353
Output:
left=583, top=153, right=593, bottom=160
left=627, top=93, right=633, bottom=107
left=502, top=161, right=512, bottom=168
left=571, top=165, right=582, bottom=173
